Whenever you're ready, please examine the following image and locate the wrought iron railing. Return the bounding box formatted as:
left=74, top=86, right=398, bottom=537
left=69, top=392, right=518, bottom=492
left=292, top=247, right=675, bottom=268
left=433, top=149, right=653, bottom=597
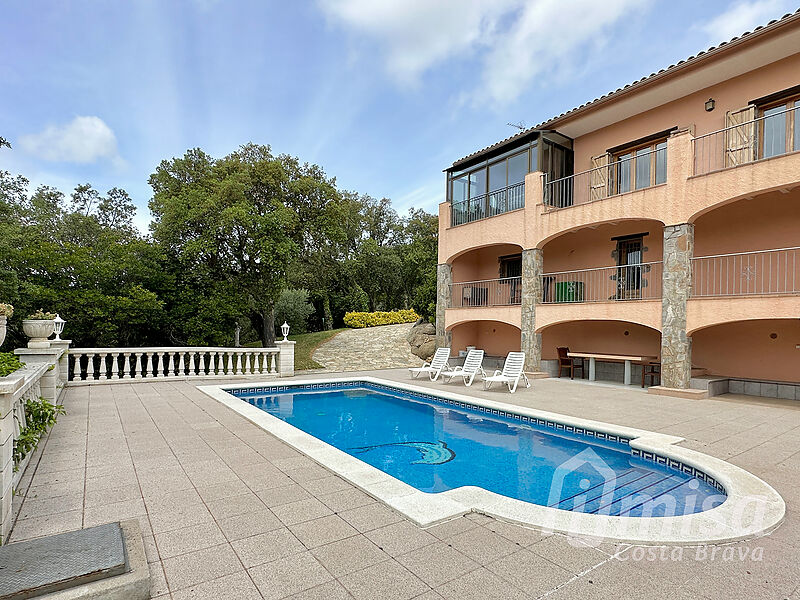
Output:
left=691, top=247, right=800, bottom=297
left=449, top=277, right=522, bottom=307
left=450, top=181, right=525, bottom=226
left=544, top=145, right=666, bottom=209
left=540, top=262, right=663, bottom=303
left=692, top=104, right=800, bottom=175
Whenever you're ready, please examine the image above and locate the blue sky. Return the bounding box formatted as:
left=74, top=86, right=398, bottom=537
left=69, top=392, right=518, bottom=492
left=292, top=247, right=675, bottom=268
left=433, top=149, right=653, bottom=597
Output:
left=1, top=0, right=797, bottom=232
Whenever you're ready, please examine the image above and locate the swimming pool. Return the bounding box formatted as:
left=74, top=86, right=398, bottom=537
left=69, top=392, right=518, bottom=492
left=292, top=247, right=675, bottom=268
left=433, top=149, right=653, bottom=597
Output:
left=230, top=381, right=724, bottom=518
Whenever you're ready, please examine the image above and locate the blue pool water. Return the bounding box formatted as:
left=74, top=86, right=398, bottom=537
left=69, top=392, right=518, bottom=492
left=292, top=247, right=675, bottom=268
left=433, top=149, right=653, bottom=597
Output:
left=232, top=382, right=725, bottom=517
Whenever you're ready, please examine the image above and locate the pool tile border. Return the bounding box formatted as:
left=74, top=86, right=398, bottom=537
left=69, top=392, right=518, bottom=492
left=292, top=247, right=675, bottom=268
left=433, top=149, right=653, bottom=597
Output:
left=201, top=376, right=785, bottom=545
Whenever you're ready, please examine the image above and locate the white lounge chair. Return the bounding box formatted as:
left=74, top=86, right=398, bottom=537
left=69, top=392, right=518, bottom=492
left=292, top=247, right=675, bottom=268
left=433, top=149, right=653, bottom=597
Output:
left=441, top=349, right=485, bottom=386
left=483, top=351, right=530, bottom=393
left=409, top=347, right=451, bottom=381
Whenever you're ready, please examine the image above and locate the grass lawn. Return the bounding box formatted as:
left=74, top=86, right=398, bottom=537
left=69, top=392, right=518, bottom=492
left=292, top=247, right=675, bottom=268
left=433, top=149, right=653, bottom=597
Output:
left=289, top=328, right=346, bottom=370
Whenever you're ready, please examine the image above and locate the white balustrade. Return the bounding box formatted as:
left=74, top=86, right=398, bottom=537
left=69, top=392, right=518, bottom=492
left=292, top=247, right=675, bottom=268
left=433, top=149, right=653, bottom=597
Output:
left=68, top=346, right=284, bottom=383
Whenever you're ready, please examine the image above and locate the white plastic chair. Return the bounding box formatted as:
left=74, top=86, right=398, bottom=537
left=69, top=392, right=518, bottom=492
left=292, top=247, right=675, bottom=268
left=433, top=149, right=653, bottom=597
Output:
left=409, top=347, right=451, bottom=381
left=441, top=349, right=485, bottom=387
left=483, top=351, right=530, bottom=393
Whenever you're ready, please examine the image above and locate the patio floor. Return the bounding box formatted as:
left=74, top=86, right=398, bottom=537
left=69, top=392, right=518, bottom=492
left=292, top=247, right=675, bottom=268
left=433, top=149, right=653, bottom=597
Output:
left=9, top=370, right=800, bottom=599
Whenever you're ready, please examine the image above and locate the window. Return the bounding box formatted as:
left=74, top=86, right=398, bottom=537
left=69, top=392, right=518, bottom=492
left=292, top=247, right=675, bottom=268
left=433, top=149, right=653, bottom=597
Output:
left=615, top=236, right=644, bottom=299
left=758, top=96, right=799, bottom=158
left=612, top=140, right=667, bottom=194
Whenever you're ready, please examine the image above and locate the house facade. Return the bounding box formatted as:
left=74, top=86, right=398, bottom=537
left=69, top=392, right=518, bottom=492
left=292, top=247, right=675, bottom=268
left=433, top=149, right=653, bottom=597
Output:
left=436, top=11, right=800, bottom=396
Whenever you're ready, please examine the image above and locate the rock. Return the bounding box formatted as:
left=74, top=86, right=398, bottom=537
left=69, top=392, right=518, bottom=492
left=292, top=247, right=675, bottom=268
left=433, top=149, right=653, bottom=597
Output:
left=407, top=320, right=437, bottom=361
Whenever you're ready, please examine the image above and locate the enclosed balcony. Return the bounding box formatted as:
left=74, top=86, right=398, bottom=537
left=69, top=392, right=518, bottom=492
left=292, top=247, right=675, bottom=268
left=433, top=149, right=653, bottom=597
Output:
left=541, top=262, right=663, bottom=303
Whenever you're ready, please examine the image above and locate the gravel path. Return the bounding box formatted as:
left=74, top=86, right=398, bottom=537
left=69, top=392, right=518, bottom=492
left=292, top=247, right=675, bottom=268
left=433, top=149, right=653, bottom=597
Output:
left=312, top=322, right=421, bottom=372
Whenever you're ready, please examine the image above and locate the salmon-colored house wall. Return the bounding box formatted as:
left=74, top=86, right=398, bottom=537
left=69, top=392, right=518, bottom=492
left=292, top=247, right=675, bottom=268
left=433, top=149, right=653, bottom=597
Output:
left=451, top=244, right=523, bottom=282
left=692, top=319, right=800, bottom=383
left=540, top=321, right=661, bottom=361
left=450, top=321, right=521, bottom=356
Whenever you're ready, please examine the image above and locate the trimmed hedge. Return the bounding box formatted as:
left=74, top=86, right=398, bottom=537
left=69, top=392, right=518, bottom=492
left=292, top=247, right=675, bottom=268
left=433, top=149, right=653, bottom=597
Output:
left=343, top=309, right=419, bottom=329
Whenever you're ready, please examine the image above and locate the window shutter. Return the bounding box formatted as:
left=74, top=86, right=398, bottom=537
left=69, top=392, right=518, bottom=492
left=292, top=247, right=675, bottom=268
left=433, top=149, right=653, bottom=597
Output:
left=590, top=153, right=610, bottom=201
left=724, top=106, right=755, bottom=167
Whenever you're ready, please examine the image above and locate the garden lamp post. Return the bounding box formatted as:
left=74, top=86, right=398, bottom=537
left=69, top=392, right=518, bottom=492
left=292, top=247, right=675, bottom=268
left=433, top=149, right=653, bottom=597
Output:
left=53, top=314, right=65, bottom=341
left=281, top=321, right=290, bottom=342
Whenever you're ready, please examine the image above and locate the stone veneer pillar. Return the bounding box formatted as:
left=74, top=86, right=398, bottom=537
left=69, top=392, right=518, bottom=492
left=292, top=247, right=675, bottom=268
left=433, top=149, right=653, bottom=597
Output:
left=521, top=248, right=543, bottom=371
left=435, top=263, right=452, bottom=349
left=661, top=223, right=694, bottom=389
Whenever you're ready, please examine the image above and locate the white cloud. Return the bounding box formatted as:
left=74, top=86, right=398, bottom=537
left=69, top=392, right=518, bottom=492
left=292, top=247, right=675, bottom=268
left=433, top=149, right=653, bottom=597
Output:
left=318, top=0, right=646, bottom=107
left=700, top=0, right=794, bottom=42
left=18, top=116, right=122, bottom=165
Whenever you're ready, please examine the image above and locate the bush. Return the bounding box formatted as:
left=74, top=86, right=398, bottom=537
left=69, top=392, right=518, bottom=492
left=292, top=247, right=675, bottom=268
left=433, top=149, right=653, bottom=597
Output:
left=13, top=396, right=65, bottom=467
left=0, top=352, right=23, bottom=377
left=0, top=303, right=13, bottom=317
left=343, top=309, right=420, bottom=328
left=274, top=288, right=315, bottom=335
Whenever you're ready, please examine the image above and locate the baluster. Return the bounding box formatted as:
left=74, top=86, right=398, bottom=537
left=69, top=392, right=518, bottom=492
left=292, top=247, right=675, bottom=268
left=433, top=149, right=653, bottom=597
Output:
left=178, top=352, right=185, bottom=376
left=86, top=353, right=95, bottom=380
left=121, top=353, right=131, bottom=379
left=234, top=352, right=242, bottom=375
left=165, top=352, right=174, bottom=377
left=257, top=351, right=265, bottom=374
left=244, top=352, right=252, bottom=375
left=225, top=351, right=232, bottom=375
left=134, top=353, right=143, bottom=379
left=72, top=352, right=83, bottom=381
left=186, top=351, right=194, bottom=376
left=98, top=353, right=108, bottom=381
left=208, top=352, right=216, bottom=375
left=110, top=353, right=120, bottom=380
left=148, top=353, right=157, bottom=378
left=161, top=352, right=169, bottom=377
left=270, top=352, right=277, bottom=374
left=198, top=352, right=206, bottom=376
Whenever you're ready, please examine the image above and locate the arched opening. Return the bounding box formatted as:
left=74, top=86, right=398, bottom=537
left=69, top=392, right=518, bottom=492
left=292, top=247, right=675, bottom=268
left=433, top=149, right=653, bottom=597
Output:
left=449, top=243, right=524, bottom=309
left=692, top=319, right=800, bottom=384
left=540, top=219, right=664, bottom=303
left=449, top=320, right=521, bottom=359
left=540, top=320, right=661, bottom=383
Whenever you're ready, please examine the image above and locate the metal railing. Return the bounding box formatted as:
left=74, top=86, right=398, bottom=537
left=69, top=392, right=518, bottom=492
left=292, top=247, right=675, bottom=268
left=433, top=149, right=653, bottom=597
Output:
left=692, top=104, right=800, bottom=175
left=450, top=181, right=525, bottom=226
left=449, top=276, right=522, bottom=307
left=540, top=262, right=663, bottom=303
left=544, top=145, right=666, bottom=209
left=69, top=346, right=281, bottom=382
left=691, top=247, right=800, bottom=297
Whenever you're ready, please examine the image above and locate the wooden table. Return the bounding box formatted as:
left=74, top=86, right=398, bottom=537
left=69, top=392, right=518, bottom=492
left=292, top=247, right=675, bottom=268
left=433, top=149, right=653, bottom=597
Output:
left=567, top=352, right=658, bottom=385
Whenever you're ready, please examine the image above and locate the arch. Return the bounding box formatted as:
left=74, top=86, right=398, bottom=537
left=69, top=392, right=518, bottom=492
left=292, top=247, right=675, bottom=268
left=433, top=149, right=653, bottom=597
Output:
left=688, top=183, right=800, bottom=225
left=445, top=307, right=521, bottom=332
left=535, top=301, right=662, bottom=333
left=448, top=320, right=522, bottom=357
left=691, top=318, right=800, bottom=383
left=687, top=296, right=800, bottom=335
left=536, top=217, right=666, bottom=250
left=446, top=241, right=524, bottom=265
left=538, top=319, right=662, bottom=363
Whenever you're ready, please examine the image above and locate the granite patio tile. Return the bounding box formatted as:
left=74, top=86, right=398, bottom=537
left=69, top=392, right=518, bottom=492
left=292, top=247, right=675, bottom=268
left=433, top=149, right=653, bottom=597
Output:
left=338, top=559, right=429, bottom=600
left=435, top=567, right=530, bottom=600
left=310, top=534, right=390, bottom=577
left=148, top=503, right=215, bottom=533
left=171, top=571, right=262, bottom=600
left=446, top=525, right=519, bottom=564
left=395, top=541, right=479, bottom=587
left=528, top=533, right=610, bottom=574
left=338, top=502, right=404, bottom=533
left=17, top=492, right=84, bottom=519
left=206, top=491, right=266, bottom=520
left=83, top=497, right=147, bottom=527
left=8, top=510, right=83, bottom=542
left=195, top=479, right=252, bottom=503
left=422, top=515, right=479, bottom=540
left=301, top=475, right=354, bottom=496
left=248, top=551, right=333, bottom=600
left=217, top=508, right=284, bottom=541
left=317, top=488, right=375, bottom=512
left=365, top=520, right=437, bottom=557
left=272, top=497, right=333, bottom=526
left=148, top=562, right=170, bottom=598
left=231, top=527, right=306, bottom=568
left=285, top=580, right=354, bottom=600
left=162, top=542, right=243, bottom=591
left=288, top=514, right=358, bottom=548
left=83, top=483, right=143, bottom=508
left=155, top=521, right=227, bottom=559
left=256, top=482, right=312, bottom=508
left=485, top=548, right=572, bottom=596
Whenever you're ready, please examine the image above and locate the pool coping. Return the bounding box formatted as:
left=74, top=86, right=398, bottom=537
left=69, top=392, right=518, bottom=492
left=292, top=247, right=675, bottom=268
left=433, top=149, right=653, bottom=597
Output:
left=198, top=376, right=785, bottom=545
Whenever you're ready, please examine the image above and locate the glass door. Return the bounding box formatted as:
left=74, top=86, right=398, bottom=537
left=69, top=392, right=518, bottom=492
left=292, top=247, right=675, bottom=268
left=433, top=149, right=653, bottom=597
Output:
left=616, top=238, right=643, bottom=299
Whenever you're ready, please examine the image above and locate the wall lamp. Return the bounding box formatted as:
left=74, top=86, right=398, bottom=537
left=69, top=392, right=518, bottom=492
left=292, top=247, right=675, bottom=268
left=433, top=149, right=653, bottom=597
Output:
left=705, top=98, right=716, bottom=112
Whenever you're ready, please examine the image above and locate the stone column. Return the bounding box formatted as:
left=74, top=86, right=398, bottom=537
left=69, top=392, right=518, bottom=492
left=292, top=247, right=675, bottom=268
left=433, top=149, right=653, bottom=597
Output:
left=521, top=248, right=543, bottom=371
left=435, top=263, right=452, bottom=349
left=13, top=347, right=65, bottom=403
left=661, top=223, right=694, bottom=389
left=276, top=341, right=295, bottom=378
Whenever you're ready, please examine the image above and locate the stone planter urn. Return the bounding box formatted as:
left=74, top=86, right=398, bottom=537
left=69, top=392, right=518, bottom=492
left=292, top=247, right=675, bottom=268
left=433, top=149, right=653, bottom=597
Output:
left=0, top=316, right=6, bottom=348
left=22, top=319, right=55, bottom=348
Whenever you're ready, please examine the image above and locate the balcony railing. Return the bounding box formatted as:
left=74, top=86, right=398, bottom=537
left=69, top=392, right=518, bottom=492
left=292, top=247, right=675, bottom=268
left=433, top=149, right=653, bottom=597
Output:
left=450, top=181, right=525, bottom=226
left=449, top=277, right=522, bottom=308
left=540, top=262, right=663, bottom=303
left=68, top=346, right=281, bottom=382
left=692, top=104, right=800, bottom=175
left=691, top=247, right=800, bottom=297
left=544, top=145, right=666, bottom=209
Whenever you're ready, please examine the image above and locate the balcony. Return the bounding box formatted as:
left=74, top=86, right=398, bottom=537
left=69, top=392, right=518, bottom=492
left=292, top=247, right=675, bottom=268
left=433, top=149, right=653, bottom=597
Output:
left=540, top=262, right=663, bottom=303
left=692, top=104, right=800, bottom=176
left=449, top=276, right=522, bottom=307
left=450, top=181, right=525, bottom=227
left=543, top=145, right=666, bottom=210
left=691, top=247, right=799, bottom=297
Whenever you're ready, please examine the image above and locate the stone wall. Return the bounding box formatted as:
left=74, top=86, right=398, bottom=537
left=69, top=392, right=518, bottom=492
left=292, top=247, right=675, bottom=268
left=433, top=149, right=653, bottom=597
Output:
left=435, top=263, right=452, bottom=349
left=520, top=248, right=543, bottom=371
left=661, top=223, right=694, bottom=388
